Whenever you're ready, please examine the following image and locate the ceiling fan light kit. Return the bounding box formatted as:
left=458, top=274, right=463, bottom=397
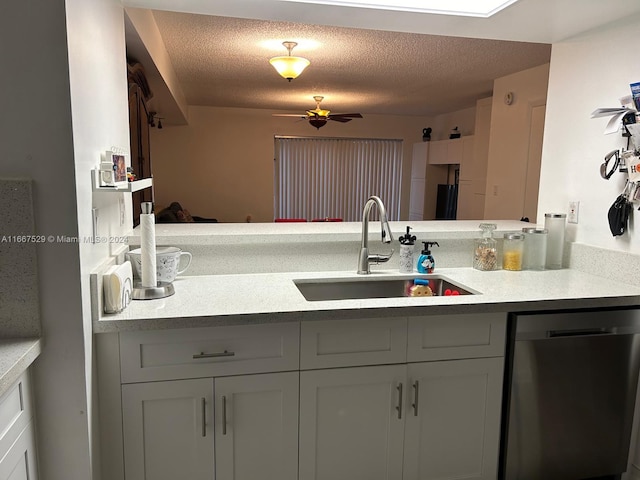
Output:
left=269, top=41, right=310, bottom=81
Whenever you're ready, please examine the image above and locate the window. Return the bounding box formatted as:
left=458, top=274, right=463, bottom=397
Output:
left=275, top=136, right=403, bottom=221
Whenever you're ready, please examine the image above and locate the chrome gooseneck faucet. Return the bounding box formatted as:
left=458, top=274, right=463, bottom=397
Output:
left=357, top=196, right=394, bottom=274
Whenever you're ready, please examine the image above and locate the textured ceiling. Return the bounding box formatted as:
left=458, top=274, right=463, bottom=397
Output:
left=138, top=11, right=551, bottom=118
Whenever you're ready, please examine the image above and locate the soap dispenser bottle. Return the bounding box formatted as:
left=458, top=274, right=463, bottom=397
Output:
left=398, top=226, right=417, bottom=273
left=417, top=241, right=439, bottom=273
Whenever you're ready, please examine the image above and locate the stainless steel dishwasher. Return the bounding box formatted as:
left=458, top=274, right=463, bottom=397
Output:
left=501, top=308, right=640, bottom=480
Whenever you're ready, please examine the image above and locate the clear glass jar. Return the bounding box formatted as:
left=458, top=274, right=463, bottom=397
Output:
left=503, top=232, right=524, bottom=271
left=522, top=227, right=548, bottom=270
left=545, top=213, right=566, bottom=269
left=473, top=223, right=498, bottom=271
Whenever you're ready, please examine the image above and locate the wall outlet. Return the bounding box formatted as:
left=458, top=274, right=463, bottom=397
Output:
left=568, top=201, right=579, bottom=224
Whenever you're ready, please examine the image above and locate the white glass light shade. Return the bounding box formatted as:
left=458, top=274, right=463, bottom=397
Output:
left=269, top=55, right=310, bottom=81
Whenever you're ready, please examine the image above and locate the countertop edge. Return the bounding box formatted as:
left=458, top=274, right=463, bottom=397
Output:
left=92, top=295, right=640, bottom=333
left=0, top=338, right=42, bottom=398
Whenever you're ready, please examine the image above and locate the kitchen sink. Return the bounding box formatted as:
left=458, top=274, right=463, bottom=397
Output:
left=294, top=275, right=477, bottom=301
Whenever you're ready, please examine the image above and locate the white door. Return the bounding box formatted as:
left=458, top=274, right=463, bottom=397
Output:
left=403, top=358, right=504, bottom=480
left=215, top=372, right=299, bottom=480
left=409, top=143, right=428, bottom=220
left=299, top=364, right=406, bottom=480
left=522, top=104, right=546, bottom=221
left=122, top=378, right=214, bottom=480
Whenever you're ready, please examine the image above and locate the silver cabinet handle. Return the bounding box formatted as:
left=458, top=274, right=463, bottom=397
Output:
left=222, top=395, right=228, bottom=435
left=412, top=381, right=419, bottom=417
left=201, top=397, right=207, bottom=437
left=396, top=383, right=403, bottom=419
left=192, top=350, right=235, bottom=359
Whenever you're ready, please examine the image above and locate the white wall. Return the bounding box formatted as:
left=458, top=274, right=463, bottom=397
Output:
left=1, top=0, right=130, bottom=478
left=538, top=14, right=640, bottom=252
left=66, top=0, right=132, bottom=477
left=484, top=63, right=550, bottom=220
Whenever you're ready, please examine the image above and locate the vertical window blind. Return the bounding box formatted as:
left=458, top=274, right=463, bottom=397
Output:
left=274, top=136, right=403, bottom=222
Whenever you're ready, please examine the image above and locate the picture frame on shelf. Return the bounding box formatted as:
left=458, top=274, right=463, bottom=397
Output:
left=100, top=150, right=129, bottom=188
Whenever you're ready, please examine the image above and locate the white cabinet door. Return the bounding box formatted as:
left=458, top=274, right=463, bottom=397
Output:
left=403, top=357, right=504, bottom=480
left=0, top=422, right=38, bottom=480
left=428, top=141, right=448, bottom=165
left=299, top=365, right=406, bottom=480
left=215, top=372, right=299, bottom=480
left=0, top=371, right=37, bottom=480
left=446, top=139, right=464, bottom=164
left=122, top=379, right=214, bottom=480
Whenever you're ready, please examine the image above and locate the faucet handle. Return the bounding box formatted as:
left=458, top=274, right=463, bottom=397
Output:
left=369, top=250, right=394, bottom=265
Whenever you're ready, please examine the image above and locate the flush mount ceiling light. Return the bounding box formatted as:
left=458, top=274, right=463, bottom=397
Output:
left=280, top=0, right=520, bottom=17
left=269, top=41, right=311, bottom=81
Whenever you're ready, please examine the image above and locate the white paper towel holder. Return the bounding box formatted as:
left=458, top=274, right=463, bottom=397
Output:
left=132, top=202, right=175, bottom=300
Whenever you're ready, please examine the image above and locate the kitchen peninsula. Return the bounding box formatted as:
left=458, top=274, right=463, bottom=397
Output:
left=93, top=220, right=640, bottom=480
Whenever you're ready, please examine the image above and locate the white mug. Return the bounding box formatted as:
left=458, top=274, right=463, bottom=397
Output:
left=126, top=246, right=192, bottom=283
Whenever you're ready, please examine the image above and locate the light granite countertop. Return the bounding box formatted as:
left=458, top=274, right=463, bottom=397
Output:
left=0, top=338, right=41, bottom=397
left=94, top=267, right=640, bottom=333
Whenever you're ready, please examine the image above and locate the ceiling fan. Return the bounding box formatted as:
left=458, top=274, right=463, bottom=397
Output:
left=273, top=96, right=363, bottom=129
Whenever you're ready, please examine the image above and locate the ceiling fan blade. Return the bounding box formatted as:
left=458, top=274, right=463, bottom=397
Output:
left=272, top=114, right=307, bottom=118
left=330, top=113, right=363, bottom=118
left=328, top=116, right=353, bottom=123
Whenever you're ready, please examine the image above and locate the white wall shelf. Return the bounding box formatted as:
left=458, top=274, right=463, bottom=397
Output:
left=91, top=169, right=152, bottom=193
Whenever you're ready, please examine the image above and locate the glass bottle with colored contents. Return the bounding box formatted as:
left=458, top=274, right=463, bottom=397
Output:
left=473, top=223, right=498, bottom=271
left=503, top=232, right=524, bottom=271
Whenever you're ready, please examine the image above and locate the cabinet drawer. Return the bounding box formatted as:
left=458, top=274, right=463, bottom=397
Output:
left=407, top=313, right=506, bottom=362
left=120, top=323, right=300, bottom=383
left=301, top=317, right=407, bottom=369
left=0, top=371, right=33, bottom=461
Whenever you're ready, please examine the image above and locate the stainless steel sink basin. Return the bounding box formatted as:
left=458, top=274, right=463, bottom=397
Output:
left=294, top=275, right=477, bottom=301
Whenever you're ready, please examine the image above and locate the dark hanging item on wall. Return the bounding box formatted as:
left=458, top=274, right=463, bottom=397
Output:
left=607, top=192, right=632, bottom=236
left=422, top=127, right=432, bottom=142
